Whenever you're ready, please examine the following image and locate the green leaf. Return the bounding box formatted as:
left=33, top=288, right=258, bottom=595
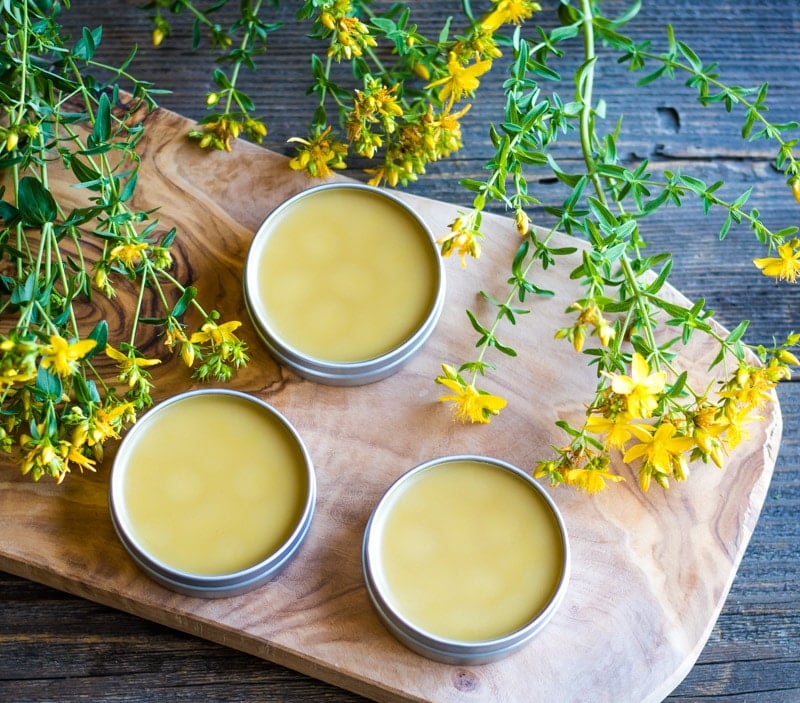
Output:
left=466, top=309, right=488, bottom=335
left=172, top=286, right=197, bottom=317
left=17, top=176, right=57, bottom=226
left=87, top=320, right=108, bottom=358
left=69, top=156, right=103, bottom=190
left=437, top=16, right=452, bottom=44
left=73, top=25, right=102, bottom=60
left=74, top=376, right=102, bottom=405
left=725, top=320, right=749, bottom=345
left=677, top=40, right=702, bottom=71
left=36, top=366, right=62, bottom=400
left=119, top=171, right=138, bottom=203
left=10, top=271, right=36, bottom=304
left=646, top=259, right=673, bottom=295
left=91, top=92, right=112, bottom=145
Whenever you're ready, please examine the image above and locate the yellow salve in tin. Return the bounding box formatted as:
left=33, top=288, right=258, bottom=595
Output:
left=377, top=458, right=565, bottom=642
left=252, top=186, right=439, bottom=363
left=118, top=393, right=309, bottom=576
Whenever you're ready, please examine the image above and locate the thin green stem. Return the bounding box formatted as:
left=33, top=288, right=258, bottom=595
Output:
left=578, top=0, right=606, bottom=206
left=469, top=225, right=559, bottom=385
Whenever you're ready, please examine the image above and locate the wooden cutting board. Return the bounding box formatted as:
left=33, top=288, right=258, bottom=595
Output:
left=0, top=102, right=782, bottom=703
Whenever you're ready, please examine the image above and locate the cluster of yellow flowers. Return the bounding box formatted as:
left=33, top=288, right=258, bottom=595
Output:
left=320, top=2, right=376, bottom=61
left=189, top=111, right=267, bottom=152
left=1, top=334, right=125, bottom=482
left=287, top=0, right=541, bottom=198
left=1, top=315, right=248, bottom=484
left=530, top=349, right=798, bottom=494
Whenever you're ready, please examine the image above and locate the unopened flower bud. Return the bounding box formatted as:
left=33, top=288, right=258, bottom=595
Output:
left=181, top=342, right=195, bottom=368
left=777, top=349, right=800, bottom=366
left=206, top=92, right=219, bottom=106
left=573, top=325, right=586, bottom=353
left=152, top=27, right=165, bottom=47
left=5, top=129, right=19, bottom=152
left=793, top=177, right=800, bottom=204
left=514, top=209, right=530, bottom=236
left=320, top=12, right=335, bottom=31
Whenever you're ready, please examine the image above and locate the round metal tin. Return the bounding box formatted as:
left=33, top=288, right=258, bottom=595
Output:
left=243, top=183, right=445, bottom=386
left=362, top=455, right=570, bottom=664
left=109, top=389, right=316, bottom=598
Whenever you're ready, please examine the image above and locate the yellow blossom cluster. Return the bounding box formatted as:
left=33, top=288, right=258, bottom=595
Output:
left=288, top=0, right=541, bottom=196
left=0, top=333, right=126, bottom=482
left=346, top=78, right=404, bottom=159
left=534, top=350, right=797, bottom=494
left=322, top=8, right=376, bottom=62
left=438, top=211, right=483, bottom=269
left=189, top=114, right=267, bottom=152
left=288, top=126, right=348, bottom=179
left=1, top=312, right=248, bottom=482
left=555, top=301, right=616, bottom=353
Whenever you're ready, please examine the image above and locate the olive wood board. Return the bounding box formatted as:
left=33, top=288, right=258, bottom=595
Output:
left=0, top=102, right=782, bottom=703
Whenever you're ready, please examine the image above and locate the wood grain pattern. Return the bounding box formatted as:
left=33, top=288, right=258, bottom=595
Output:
left=0, top=97, right=783, bottom=703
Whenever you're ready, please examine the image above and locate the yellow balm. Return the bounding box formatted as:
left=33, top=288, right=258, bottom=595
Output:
left=249, top=184, right=441, bottom=364
left=376, top=458, right=565, bottom=643
left=115, top=392, right=310, bottom=579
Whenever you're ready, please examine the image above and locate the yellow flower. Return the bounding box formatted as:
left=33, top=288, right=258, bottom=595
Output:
left=585, top=411, right=638, bottom=450
left=427, top=53, right=492, bottom=105
left=436, top=366, right=506, bottom=424
left=106, top=344, right=161, bottom=388
left=433, top=103, right=471, bottom=157
left=19, top=434, right=67, bottom=482
left=40, top=335, right=97, bottom=377
left=78, top=402, right=136, bottom=462
left=65, top=441, right=96, bottom=473
left=753, top=237, right=800, bottom=282
left=109, top=241, right=148, bottom=270
left=437, top=213, right=482, bottom=268
left=288, top=126, right=348, bottom=179
left=623, top=421, right=694, bottom=485
left=481, top=0, right=542, bottom=33
left=606, top=352, right=667, bottom=418
left=190, top=320, right=242, bottom=347
left=721, top=404, right=754, bottom=450
left=690, top=404, right=730, bottom=468
left=563, top=465, right=624, bottom=494
left=351, top=79, right=404, bottom=125
left=327, top=14, right=376, bottom=61
left=720, top=363, right=780, bottom=409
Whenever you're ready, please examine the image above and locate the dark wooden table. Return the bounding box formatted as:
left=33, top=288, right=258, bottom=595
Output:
left=2, top=1, right=798, bottom=701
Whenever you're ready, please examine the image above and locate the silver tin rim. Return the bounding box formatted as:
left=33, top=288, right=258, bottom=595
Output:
left=243, top=182, right=446, bottom=386
left=109, top=389, right=316, bottom=598
left=362, top=455, right=570, bottom=664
